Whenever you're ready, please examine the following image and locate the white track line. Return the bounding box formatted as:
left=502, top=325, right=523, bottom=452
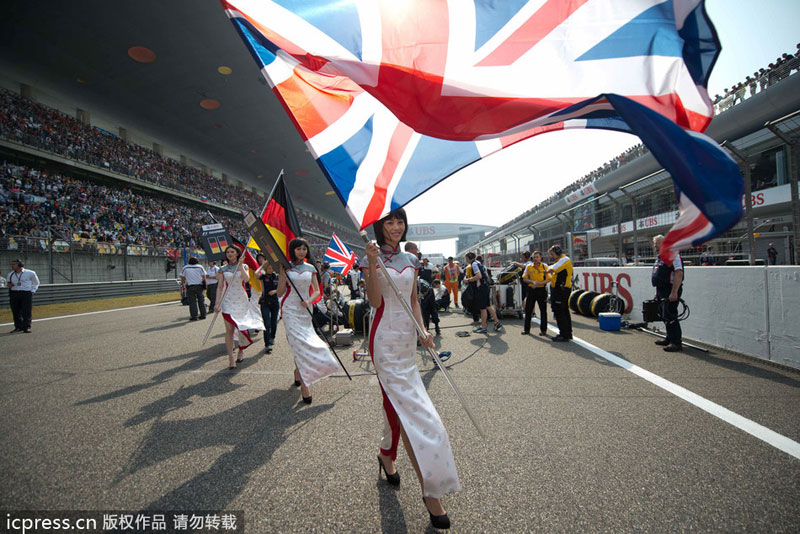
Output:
left=536, top=319, right=800, bottom=461
left=0, top=300, right=180, bottom=327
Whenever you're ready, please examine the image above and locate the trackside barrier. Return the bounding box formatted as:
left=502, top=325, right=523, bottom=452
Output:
left=0, top=279, right=180, bottom=308
left=573, top=266, right=800, bottom=370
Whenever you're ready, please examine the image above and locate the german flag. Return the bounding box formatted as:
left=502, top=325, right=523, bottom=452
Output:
left=247, top=174, right=302, bottom=258
left=209, top=237, right=221, bottom=254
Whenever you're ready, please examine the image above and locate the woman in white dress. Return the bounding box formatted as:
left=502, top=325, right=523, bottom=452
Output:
left=277, top=238, right=339, bottom=404
left=363, top=209, right=460, bottom=530
left=214, top=245, right=264, bottom=369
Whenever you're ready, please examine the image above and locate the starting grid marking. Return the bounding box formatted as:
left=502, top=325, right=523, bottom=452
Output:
left=535, top=319, right=800, bottom=461
left=0, top=300, right=180, bottom=327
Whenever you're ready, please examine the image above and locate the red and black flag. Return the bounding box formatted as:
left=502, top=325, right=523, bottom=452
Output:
left=247, top=174, right=302, bottom=258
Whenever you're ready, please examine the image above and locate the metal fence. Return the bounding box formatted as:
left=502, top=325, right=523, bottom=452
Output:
left=0, top=234, right=186, bottom=284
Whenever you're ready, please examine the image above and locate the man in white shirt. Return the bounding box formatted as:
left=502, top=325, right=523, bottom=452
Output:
left=7, top=259, right=39, bottom=333
left=180, top=258, right=207, bottom=321
left=205, top=260, right=219, bottom=310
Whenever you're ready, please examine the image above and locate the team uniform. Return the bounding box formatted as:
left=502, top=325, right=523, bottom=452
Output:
left=549, top=254, right=573, bottom=340
left=206, top=264, right=219, bottom=310
left=7, top=267, right=39, bottom=332
left=281, top=261, right=339, bottom=384
left=652, top=253, right=684, bottom=348
left=362, top=245, right=461, bottom=498
left=522, top=262, right=550, bottom=335
left=443, top=263, right=460, bottom=308
left=181, top=262, right=207, bottom=320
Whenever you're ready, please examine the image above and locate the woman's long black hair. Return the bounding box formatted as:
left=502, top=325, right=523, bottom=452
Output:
left=224, top=245, right=241, bottom=262
left=371, top=208, right=408, bottom=246
left=287, top=237, right=320, bottom=277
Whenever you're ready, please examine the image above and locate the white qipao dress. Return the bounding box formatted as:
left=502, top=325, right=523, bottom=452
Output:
left=281, top=261, right=339, bottom=385
left=219, top=264, right=264, bottom=349
left=362, top=245, right=461, bottom=498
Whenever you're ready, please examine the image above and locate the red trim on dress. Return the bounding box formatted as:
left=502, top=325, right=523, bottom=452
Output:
left=222, top=312, right=253, bottom=350
left=369, top=298, right=400, bottom=458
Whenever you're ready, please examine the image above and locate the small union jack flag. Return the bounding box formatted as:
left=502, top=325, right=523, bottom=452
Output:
left=324, top=233, right=357, bottom=276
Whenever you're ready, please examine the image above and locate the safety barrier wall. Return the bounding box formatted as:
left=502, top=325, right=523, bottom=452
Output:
left=0, top=250, right=173, bottom=284
left=0, top=279, right=180, bottom=308
left=573, top=266, right=800, bottom=370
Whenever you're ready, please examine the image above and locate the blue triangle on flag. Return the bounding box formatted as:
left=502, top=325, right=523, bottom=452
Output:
left=474, top=0, right=528, bottom=51
left=576, top=3, right=683, bottom=62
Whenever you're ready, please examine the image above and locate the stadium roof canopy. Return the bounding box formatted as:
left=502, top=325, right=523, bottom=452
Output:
left=0, top=0, right=352, bottom=226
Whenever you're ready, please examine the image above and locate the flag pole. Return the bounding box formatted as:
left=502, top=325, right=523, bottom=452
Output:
left=360, top=231, right=486, bottom=439
left=202, top=255, right=242, bottom=346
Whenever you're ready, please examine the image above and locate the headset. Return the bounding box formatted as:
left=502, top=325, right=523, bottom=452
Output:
left=11, top=258, right=24, bottom=268
left=549, top=245, right=562, bottom=256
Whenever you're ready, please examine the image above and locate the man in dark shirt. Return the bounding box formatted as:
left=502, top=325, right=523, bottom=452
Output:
left=767, top=243, right=778, bottom=265
left=651, top=235, right=684, bottom=352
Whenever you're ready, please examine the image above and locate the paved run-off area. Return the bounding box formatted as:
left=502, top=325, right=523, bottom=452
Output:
left=1, top=301, right=798, bottom=533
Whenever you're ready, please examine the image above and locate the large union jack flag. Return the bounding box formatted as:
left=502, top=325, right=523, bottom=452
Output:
left=222, top=0, right=742, bottom=264
left=323, top=233, right=358, bottom=276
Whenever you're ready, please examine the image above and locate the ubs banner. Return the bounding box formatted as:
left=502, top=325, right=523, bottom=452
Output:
left=200, top=223, right=232, bottom=261
left=573, top=266, right=800, bottom=370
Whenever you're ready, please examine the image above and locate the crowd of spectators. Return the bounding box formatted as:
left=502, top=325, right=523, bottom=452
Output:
left=0, top=159, right=358, bottom=260
left=0, top=87, right=363, bottom=250
left=0, top=161, right=251, bottom=250
left=712, top=45, right=800, bottom=114
left=0, top=89, right=265, bottom=214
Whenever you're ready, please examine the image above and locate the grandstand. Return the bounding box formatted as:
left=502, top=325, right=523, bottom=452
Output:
left=0, top=90, right=363, bottom=284
left=458, top=51, right=800, bottom=269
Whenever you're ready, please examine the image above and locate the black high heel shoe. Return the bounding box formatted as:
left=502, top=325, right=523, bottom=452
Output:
left=377, top=455, right=400, bottom=486
left=293, top=370, right=302, bottom=387
left=423, top=498, right=450, bottom=530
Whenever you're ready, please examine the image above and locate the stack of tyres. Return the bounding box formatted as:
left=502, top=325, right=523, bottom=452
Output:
left=590, top=293, right=615, bottom=317
left=577, top=291, right=599, bottom=316
left=569, top=289, right=585, bottom=313
left=496, top=264, right=522, bottom=284
left=343, top=299, right=370, bottom=334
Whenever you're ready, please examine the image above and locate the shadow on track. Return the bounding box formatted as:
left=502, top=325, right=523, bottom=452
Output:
left=682, top=348, right=800, bottom=388
left=118, top=387, right=340, bottom=512
left=74, top=344, right=259, bottom=407
left=377, top=479, right=408, bottom=534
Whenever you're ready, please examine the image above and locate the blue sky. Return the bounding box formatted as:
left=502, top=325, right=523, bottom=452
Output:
left=406, top=0, right=800, bottom=257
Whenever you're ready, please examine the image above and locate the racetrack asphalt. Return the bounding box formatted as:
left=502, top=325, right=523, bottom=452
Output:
left=1, top=299, right=799, bottom=533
